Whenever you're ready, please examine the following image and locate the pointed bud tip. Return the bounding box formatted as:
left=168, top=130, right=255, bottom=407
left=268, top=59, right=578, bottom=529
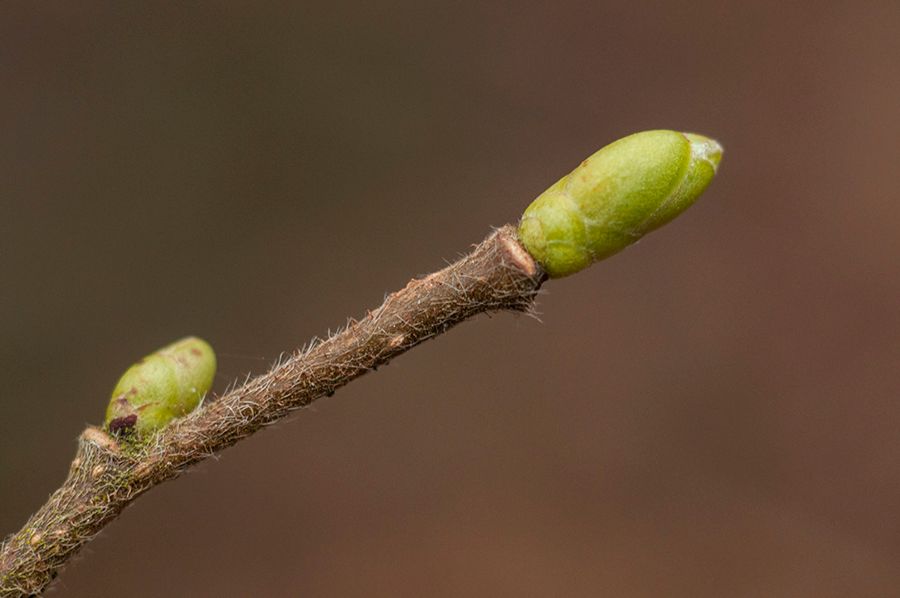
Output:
left=683, top=132, right=723, bottom=171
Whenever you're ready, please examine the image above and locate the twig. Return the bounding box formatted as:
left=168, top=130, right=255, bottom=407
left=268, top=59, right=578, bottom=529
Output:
left=1, top=128, right=724, bottom=595
left=0, top=225, right=544, bottom=597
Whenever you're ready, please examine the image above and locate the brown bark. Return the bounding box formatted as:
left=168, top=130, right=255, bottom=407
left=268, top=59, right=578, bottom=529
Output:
left=0, top=225, right=545, bottom=596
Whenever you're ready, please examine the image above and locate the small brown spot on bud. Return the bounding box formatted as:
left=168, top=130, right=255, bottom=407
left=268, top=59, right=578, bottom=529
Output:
left=30, top=533, right=43, bottom=547
left=91, top=465, right=106, bottom=479
left=108, top=414, right=138, bottom=435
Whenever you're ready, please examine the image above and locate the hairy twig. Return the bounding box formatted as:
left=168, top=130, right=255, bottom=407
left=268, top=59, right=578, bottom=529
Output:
left=0, top=225, right=544, bottom=597
left=1, top=129, right=723, bottom=595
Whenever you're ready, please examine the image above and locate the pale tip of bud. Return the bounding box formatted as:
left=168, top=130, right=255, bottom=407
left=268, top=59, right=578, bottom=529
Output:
left=684, top=133, right=723, bottom=172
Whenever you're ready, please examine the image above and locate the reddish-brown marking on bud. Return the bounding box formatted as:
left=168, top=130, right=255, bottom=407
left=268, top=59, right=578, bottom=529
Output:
left=108, top=414, right=138, bottom=435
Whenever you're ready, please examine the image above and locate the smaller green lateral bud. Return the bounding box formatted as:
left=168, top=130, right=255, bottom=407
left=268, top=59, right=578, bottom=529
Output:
left=104, top=337, right=216, bottom=437
left=518, top=130, right=723, bottom=278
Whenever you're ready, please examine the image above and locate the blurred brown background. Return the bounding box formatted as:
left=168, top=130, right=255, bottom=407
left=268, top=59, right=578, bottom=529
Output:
left=1, top=1, right=898, bottom=596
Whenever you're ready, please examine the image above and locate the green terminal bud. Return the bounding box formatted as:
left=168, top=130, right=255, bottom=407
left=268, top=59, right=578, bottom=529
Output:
left=518, top=129, right=722, bottom=278
left=104, top=337, right=216, bottom=437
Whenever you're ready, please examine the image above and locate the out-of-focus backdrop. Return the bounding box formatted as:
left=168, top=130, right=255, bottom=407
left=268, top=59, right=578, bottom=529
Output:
left=2, top=2, right=898, bottom=596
